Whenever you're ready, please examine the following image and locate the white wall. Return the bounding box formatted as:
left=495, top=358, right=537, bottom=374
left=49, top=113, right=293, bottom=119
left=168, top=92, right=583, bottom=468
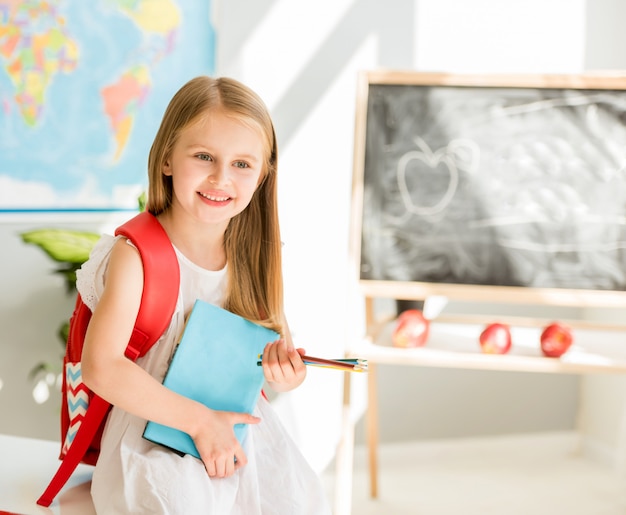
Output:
left=415, top=0, right=586, bottom=74
left=577, top=0, right=626, bottom=473
left=1, top=0, right=625, bottom=478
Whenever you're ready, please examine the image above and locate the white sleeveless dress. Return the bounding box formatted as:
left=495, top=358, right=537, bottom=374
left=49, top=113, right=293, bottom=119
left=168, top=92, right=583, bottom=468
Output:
left=77, top=234, right=330, bottom=514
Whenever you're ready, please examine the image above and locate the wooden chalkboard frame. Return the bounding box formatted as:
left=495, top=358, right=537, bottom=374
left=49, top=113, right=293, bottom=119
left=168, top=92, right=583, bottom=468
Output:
left=349, top=70, right=626, bottom=308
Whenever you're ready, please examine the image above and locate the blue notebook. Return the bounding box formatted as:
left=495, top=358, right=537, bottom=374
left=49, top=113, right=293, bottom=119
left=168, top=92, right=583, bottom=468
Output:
left=143, top=299, right=279, bottom=459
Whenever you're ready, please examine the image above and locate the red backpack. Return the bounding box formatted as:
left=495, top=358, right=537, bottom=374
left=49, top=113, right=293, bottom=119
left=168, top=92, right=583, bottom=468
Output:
left=37, top=211, right=180, bottom=507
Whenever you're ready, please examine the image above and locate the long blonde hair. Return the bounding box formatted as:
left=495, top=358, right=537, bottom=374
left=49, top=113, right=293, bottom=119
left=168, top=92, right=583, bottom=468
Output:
left=146, top=76, right=283, bottom=333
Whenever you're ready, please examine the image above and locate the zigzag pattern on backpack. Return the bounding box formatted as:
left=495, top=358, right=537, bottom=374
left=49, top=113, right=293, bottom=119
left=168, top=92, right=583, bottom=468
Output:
left=61, top=362, right=90, bottom=456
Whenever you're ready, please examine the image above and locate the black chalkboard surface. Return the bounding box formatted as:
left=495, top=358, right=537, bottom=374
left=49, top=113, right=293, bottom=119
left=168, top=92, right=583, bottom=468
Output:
left=350, top=71, right=626, bottom=307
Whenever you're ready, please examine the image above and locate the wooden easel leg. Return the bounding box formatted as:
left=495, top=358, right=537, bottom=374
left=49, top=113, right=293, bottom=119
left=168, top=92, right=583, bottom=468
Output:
left=333, top=371, right=355, bottom=515
left=367, top=362, right=379, bottom=498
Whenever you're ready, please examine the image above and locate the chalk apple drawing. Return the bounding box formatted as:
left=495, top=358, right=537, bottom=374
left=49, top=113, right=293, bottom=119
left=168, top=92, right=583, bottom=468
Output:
left=397, top=137, right=477, bottom=216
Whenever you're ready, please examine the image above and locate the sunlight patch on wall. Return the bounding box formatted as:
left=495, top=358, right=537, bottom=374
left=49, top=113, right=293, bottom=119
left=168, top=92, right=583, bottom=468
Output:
left=240, top=0, right=355, bottom=110
left=272, top=30, right=381, bottom=473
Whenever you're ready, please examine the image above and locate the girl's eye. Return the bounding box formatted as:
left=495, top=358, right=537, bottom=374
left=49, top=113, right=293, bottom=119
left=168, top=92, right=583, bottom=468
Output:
left=233, top=161, right=249, bottom=169
left=197, top=153, right=212, bottom=161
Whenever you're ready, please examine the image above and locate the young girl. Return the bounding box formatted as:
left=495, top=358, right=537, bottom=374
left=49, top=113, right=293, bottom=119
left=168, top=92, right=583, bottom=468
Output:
left=79, top=76, right=331, bottom=514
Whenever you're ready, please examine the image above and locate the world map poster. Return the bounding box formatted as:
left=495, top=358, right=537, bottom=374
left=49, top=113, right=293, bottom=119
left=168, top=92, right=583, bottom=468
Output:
left=0, top=0, right=216, bottom=212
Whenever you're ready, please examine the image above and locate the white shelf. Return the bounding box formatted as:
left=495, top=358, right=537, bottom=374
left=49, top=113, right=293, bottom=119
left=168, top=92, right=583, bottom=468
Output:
left=347, top=321, right=626, bottom=374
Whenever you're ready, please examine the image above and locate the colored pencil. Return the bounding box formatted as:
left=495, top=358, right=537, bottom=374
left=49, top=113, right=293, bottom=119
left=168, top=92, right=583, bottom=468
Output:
left=256, top=354, right=367, bottom=372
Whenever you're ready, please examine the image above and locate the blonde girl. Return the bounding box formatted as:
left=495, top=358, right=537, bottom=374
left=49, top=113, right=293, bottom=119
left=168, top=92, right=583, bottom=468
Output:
left=79, top=76, right=330, bottom=514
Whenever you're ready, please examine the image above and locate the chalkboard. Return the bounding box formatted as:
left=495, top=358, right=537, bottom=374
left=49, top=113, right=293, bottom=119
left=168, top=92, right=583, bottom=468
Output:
left=350, top=71, right=626, bottom=306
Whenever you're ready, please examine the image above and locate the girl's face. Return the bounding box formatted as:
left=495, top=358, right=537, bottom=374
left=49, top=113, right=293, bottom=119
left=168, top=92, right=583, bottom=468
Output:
left=163, top=108, right=265, bottom=228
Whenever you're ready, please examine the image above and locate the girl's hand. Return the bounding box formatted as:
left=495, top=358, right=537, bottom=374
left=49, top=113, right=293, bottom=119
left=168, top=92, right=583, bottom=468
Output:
left=260, top=338, right=307, bottom=393
left=191, top=408, right=260, bottom=478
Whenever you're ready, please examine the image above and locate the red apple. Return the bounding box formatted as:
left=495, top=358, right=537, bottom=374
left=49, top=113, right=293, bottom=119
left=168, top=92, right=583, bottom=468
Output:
left=479, top=323, right=512, bottom=354
left=392, top=309, right=430, bottom=348
left=540, top=322, right=573, bottom=358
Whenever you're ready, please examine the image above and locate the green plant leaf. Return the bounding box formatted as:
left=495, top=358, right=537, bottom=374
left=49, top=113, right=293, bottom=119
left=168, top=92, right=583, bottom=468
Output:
left=20, top=229, right=100, bottom=264
left=137, top=191, right=147, bottom=212
left=54, top=263, right=82, bottom=293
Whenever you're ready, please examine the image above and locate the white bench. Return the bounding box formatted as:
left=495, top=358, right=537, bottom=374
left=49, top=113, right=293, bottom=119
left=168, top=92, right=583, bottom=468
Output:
left=0, top=433, right=94, bottom=514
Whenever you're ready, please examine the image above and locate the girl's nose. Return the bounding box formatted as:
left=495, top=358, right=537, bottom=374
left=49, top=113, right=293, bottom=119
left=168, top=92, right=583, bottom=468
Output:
left=208, top=164, right=229, bottom=185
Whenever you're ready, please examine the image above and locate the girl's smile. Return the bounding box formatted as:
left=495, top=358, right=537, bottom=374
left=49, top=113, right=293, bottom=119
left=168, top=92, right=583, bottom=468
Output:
left=199, top=192, right=230, bottom=203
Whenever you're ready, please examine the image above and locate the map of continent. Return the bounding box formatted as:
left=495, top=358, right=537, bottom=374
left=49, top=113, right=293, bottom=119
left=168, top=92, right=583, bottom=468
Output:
left=0, top=1, right=79, bottom=126
left=0, top=0, right=215, bottom=211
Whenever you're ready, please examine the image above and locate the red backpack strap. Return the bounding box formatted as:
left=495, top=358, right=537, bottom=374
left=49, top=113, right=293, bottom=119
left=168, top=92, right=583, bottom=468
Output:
left=36, top=212, right=179, bottom=508
left=37, top=395, right=110, bottom=507
left=114, top=211, right=180, bottom=359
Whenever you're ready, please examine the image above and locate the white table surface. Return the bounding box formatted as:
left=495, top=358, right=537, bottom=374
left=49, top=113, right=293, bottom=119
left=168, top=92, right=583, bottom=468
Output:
left=0, top=433, right=95, bottom=515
